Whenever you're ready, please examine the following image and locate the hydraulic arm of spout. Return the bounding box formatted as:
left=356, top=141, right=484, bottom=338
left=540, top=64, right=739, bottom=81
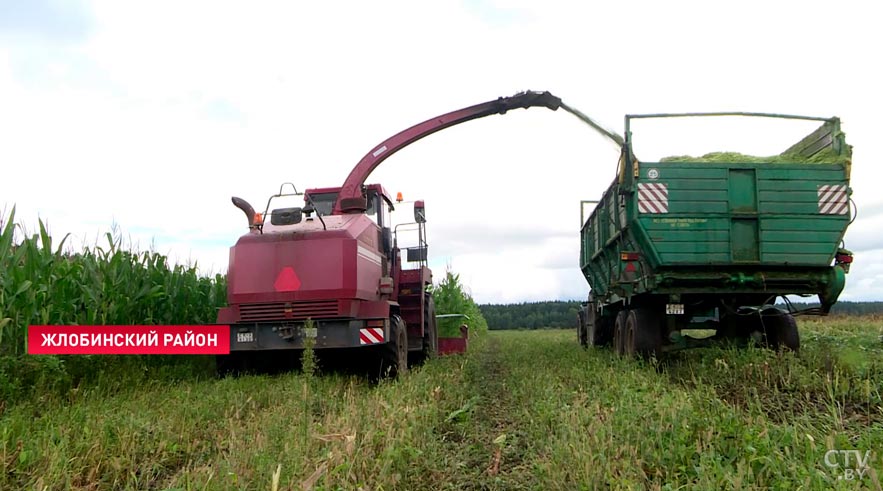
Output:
left=334, top=90, right=562, bottom=214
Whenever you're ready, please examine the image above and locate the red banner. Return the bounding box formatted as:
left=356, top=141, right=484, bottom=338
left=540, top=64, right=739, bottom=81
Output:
left=27, top=325, right=230, bottom=355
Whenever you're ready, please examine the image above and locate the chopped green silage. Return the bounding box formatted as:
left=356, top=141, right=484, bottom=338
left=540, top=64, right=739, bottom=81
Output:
left=659, top=147, right=850, bottom=164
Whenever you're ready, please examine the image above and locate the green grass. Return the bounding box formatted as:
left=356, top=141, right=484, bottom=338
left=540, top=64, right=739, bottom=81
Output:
left=2, top=318, right=881, bottom=490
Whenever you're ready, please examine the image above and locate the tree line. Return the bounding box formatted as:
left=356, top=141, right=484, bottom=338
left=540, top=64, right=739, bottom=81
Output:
left=479, top=300, right=883, bottom=330
left=479, top=301, right=581, bottom=330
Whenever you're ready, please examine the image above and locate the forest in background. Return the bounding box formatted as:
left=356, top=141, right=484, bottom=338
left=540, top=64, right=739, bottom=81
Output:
left=478, top=300, right=883, bottom=330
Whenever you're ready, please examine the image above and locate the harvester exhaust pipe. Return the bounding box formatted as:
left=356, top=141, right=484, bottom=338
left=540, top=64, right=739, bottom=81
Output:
left=232, top=196, right=258, bottom=228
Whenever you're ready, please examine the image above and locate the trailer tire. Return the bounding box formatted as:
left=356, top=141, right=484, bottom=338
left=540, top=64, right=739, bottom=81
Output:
left=758, top=309, right=800, bottom=352
left=626, top=308, right=663, bottom=358
left=577, top=308, right=588, bottom=348
left=715, top=313, right=749, bottom=343
left=379, top=315, right=408, bottom=378
left=587, top=305, right=612, bottom=347
left=613, top=310, right=629, bottom=356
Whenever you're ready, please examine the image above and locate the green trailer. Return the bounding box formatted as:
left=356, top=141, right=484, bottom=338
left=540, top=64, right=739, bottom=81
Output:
left=577, top=113, right=855, bottom=356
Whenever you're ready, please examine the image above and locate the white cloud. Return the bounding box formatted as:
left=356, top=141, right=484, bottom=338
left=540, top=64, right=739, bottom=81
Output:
left=2, top=0, right=882, bottom=303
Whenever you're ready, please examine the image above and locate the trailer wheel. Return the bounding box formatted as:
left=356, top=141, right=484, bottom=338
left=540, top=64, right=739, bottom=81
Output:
left=757, top=309, right=800, bottom=352
left=379, top=315, right=408, bottom=378
left=613, top=310, right=629, bottom=356
left=715, top=313, right=749, bottom=343
left=587, top=305, right=612, bottom=347
left=577, top=309, right=588, bottom=348
left=626, top=308, right=663, bottom=358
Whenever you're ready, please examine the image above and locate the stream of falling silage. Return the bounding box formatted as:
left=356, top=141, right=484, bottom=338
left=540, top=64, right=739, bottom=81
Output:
left=559, top=102, right=624, bottom=147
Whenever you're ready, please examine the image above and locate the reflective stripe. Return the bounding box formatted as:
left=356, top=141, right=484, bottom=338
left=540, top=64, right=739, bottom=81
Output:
left=359, top=327, right=385, bottom=345
left=638, top=183, right=668, bottom=214
left=818, top=184, right=849, bottom=215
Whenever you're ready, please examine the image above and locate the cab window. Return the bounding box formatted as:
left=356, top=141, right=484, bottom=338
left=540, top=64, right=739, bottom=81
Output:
left=307, top=192, right=337, bottom=216
left=365, top=191, right=379, bottom=225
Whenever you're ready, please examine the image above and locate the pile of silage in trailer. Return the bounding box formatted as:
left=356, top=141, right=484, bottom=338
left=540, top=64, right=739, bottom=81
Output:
left=659, top=147, right=850, bottom=164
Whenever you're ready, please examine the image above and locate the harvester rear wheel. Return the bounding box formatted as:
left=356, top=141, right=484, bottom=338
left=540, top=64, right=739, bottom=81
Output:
left=613, top=310, right=629, bottom=356
left=757, top=308, right=800, bottom=352
left=410, top=295, right=438, bottom=366
left=626, top=308, right=663, bottom=359
left=379, top=315, right=408, bottom=378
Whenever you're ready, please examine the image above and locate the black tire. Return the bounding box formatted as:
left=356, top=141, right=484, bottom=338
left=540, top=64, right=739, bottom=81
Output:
left=379, top=315, right=408, bottom=378
left=411, top=295, right=438, bottom=365
left=216, top=352, right=250, bottom=377
left=215, top=353, right=239, bottom=377
left=587, top=304, right=613, bottom=347
left=577, top=309, right=588, bottom=348
left=613, top=310, right=629, bottom=356
left=218, top=350, right=305, bottom=377
left=714, top=312, right=748, bottom=342
left=423, top=295, right=439, bottom=358
left=757, top=308, right=800, bottom=352
left=626, top=308, right=663, bottom=358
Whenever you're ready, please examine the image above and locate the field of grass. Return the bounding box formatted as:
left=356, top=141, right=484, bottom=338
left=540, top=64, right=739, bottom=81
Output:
left=2, top=317, right=881, bottom=490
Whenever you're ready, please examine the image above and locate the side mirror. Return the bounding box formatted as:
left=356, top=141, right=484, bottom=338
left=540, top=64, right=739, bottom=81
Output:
left=270, top=207, right=303, bottom=226
left=414, top=200, right=426, bottom=223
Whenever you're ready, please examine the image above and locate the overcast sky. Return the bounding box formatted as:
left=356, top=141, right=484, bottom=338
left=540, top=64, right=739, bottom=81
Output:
left=2, top=0, right=882, bottom=304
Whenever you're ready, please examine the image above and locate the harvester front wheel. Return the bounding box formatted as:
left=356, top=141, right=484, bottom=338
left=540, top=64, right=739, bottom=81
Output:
left=215, top=353, right=240, bottom=377
left=215, top=352, right=257, bottom=377
left=379, top=315, right=408, bottom=378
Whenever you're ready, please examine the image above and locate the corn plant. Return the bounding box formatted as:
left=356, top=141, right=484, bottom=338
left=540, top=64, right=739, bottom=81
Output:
left=0, top=207, right=227, bottom=404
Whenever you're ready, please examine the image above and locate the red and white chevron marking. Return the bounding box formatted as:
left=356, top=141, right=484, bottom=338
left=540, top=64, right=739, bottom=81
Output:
left=637, top=183, right=668, bottom=214
left=817, top=184, right=849, bottom=215
left=359, top=327, right=385, bottom=345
